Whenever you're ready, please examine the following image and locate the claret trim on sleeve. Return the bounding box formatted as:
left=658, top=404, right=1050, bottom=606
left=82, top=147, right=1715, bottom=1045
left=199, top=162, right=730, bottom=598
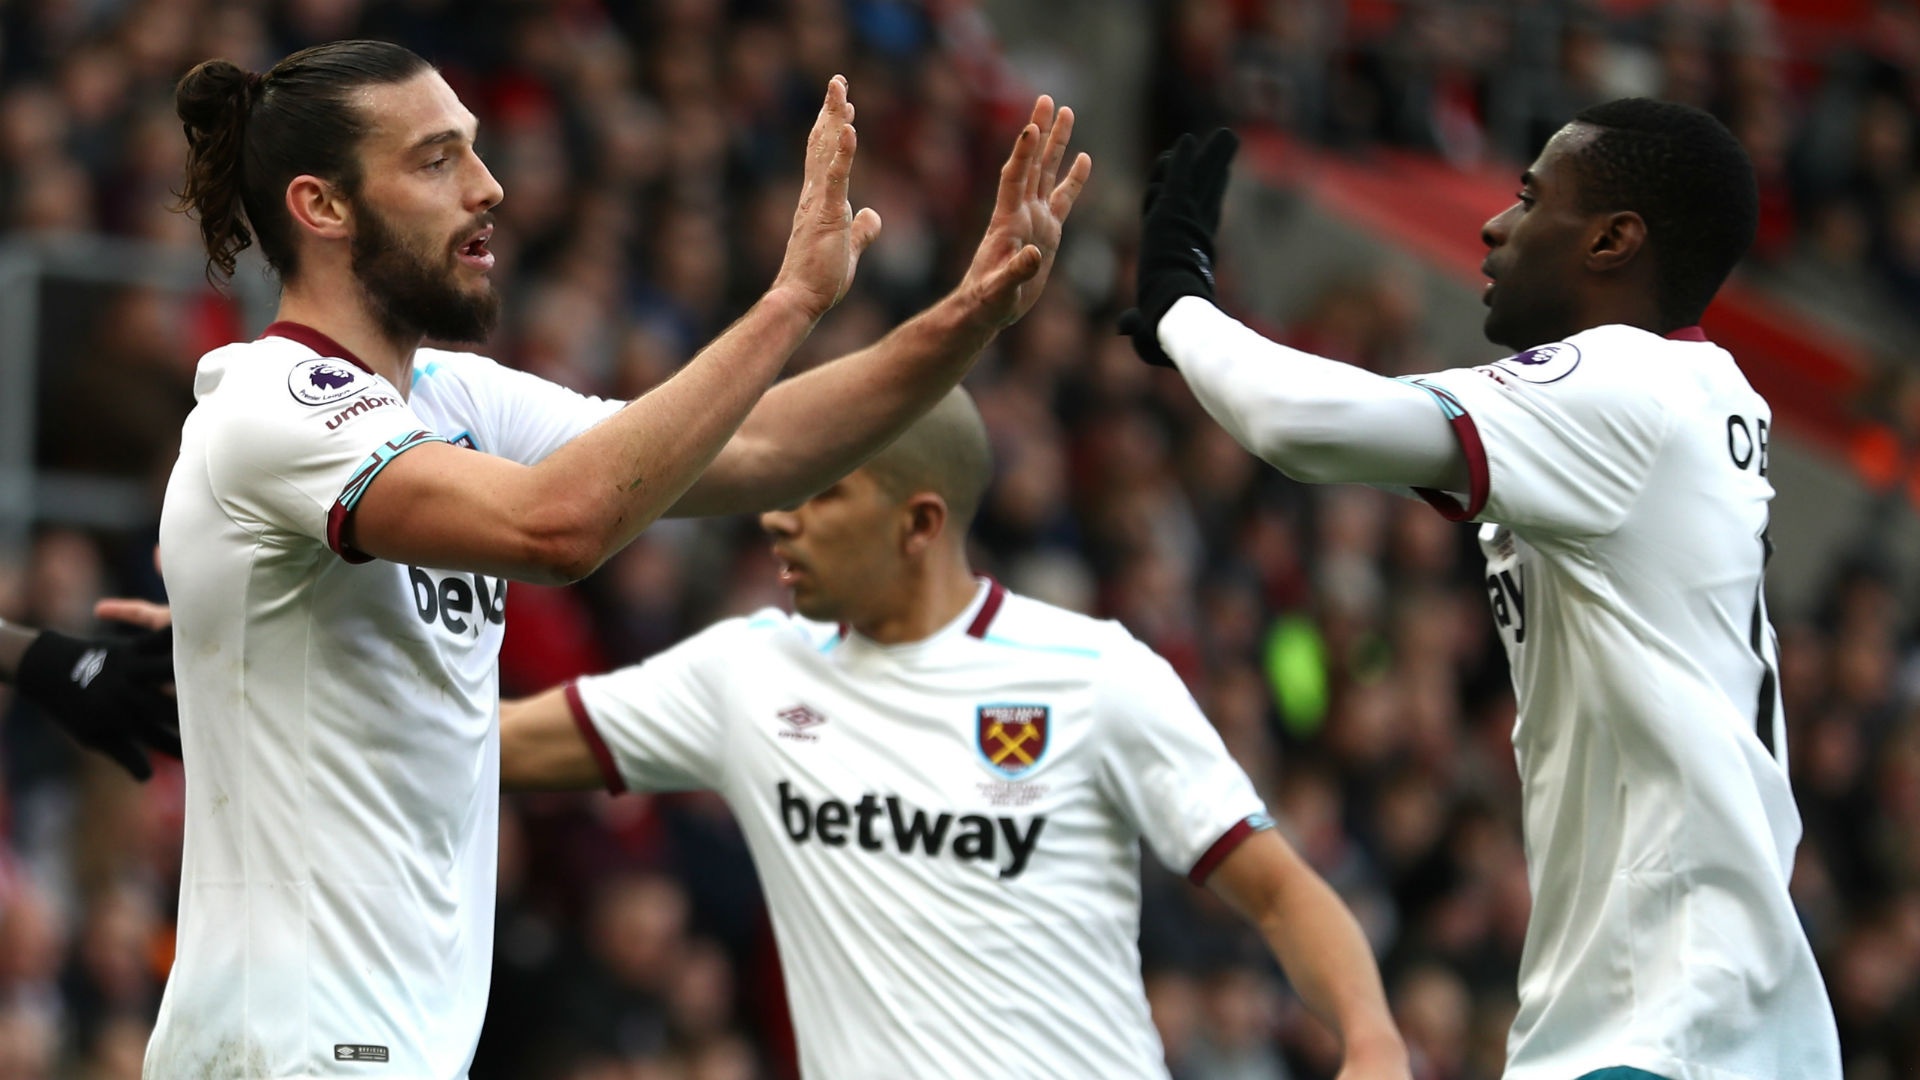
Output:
left=1408, top=382, right=1490, bottom=522
left=564, top=682, right=628, bottom=795
left=1187, top=812, right=1275, bottom=885
left=324, top=430, right=447, bottom=563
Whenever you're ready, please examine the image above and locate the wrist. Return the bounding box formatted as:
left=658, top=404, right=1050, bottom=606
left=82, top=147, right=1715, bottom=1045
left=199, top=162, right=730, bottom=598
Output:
left=762, top=283, right=834, bottom=329
left=1139, top=266, right=1212, bottom=325
left=1341, top=1025, right=1409, bottom=1071
left=930, top=286, right=1008, bottom=344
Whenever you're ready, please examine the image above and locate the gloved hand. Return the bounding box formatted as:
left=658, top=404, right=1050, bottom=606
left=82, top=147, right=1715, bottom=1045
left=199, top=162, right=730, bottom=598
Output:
left=1119, top=128, right=1240, bottom=367
left=16, top=627, right=181, bottom=780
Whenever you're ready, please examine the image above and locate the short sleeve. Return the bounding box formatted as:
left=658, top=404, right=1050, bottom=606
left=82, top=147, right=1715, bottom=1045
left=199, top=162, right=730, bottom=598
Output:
left=1408, top=337, right=1673, bottom=538
left=1095, top=640, right=1271, bottom=884
left=418, top=352, right=624, bottom=465
left=566, top=618, right=746, bottom=793
left=203, top=366, right=442, bottom=562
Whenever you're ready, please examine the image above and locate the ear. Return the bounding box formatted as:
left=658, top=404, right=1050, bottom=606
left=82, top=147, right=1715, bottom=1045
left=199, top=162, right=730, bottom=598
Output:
left=285, top=174, right=353, bottom=243
left=899, top=493, right=949, bottom=557
left=1587, top=210, right=1647, bottom=274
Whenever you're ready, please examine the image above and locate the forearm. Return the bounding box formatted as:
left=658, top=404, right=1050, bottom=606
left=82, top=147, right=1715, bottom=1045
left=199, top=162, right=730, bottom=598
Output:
left=500, top=688, right=609, bottom=792
left=668, top=289, right=1000, bottom=517
left=0, top=618, right=37, bottom=682
left=528, top=289, right=819, bottom=569
left=1256, top=869, right=1404, bottom=1064
left=1160, top=297, right=1465, bottom=490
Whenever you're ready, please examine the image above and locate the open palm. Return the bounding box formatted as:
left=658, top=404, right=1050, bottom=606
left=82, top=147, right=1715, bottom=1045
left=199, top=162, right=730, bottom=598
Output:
left=962, top=96, right=1093, bottom=330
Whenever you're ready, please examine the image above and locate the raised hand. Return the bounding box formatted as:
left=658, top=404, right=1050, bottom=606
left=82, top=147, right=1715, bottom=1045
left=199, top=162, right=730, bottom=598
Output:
left=1120, top=128, right=1239, bottom=367
left=958, top=96, right=1094, bottom=330
left=771, top=75, right=885, bottom=322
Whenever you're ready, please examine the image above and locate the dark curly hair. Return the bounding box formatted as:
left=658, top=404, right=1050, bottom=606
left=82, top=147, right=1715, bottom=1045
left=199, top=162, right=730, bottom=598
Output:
left=174, top=40, right=432, bottom=284
left=1567, top=98, right=1758, bottom=327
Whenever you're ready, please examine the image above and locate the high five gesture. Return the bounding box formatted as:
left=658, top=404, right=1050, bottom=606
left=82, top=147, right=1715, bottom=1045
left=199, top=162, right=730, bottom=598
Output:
left=960, top=96, right=1094, bottom=329
left=772, top=75, right=886, bottom=322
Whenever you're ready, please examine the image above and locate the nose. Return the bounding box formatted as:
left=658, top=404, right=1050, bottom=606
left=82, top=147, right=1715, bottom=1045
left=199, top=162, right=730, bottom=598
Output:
left=759, top=507, right=798, bottom=536
left=1482, top=203, right=1516, bottom=249
left=470, top=151, right=503, bottom=212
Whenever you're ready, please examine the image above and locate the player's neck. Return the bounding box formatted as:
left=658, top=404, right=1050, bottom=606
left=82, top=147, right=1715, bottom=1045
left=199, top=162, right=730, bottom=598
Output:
left=851, top=558, right=980, bottom=647
left=1576, top=283, right=1665, bottom=339
left=275, top=282, right=424, bottom=396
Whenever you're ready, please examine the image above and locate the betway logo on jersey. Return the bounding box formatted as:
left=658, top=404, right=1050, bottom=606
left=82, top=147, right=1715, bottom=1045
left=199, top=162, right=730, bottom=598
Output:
left=409, top=567, right=506, bottom=636
left=778, top=781, right=1045, bottom=880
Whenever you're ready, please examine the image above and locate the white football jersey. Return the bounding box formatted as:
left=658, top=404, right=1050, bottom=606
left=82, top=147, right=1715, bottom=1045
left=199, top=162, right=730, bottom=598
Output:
left=1409, top=325, right=1840, bottom=1080
left=150, top=324, right=620, bottom=1079
left=570, top=580, right=1271, bottom=1080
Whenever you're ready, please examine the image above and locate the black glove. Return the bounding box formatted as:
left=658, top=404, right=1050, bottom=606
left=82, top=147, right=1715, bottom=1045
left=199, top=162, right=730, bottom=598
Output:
left=1119, top=128, right=1240, bottom=367
left=16, top=627, right=181, bottom=781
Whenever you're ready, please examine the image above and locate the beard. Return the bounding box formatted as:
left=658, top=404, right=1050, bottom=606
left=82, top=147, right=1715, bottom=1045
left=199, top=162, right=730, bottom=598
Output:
left=350, top=198, right=500, bottom=345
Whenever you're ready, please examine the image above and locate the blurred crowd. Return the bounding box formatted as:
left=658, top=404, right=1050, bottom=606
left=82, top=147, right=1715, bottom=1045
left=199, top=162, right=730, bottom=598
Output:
left=3, top=1, right=1920, bottom=1079
left=1153, top=0, right=1920, bottom=349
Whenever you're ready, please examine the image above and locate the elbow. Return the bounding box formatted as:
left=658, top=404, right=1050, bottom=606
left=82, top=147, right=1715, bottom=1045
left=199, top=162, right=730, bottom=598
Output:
left=513, top=500, right=616, bottom=585
left=534, top=534, right=607, bottom=586
left=1247, top=424, right=1344, bottom=485
left=1268, top=446, right=1347, bottom=486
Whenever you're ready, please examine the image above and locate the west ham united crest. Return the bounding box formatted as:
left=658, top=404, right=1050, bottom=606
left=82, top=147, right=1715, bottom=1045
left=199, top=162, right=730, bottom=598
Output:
left=977, top=704, right=1049, bottom=780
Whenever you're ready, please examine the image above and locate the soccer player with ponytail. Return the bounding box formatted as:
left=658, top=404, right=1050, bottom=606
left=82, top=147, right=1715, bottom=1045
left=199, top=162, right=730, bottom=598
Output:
left=150, top=40, right=1088, bottom=1078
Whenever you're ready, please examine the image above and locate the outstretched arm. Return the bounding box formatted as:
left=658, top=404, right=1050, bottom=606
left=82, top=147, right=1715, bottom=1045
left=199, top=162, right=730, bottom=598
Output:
left=346, top=77, right=879, bottom=584
left=1159, top=298, right=1467, bottom=489
left=1125, top=131, right=1464, bottom=493
left=668, top=95, right=1093, bottom=517
left=1207, top=829, right=1411, bottom=1079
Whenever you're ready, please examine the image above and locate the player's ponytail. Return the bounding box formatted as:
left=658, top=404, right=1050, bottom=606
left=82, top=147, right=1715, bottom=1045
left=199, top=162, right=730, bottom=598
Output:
left=174, top=59, right=260, bottom=283
left=172, top=41, right=432, bottom=285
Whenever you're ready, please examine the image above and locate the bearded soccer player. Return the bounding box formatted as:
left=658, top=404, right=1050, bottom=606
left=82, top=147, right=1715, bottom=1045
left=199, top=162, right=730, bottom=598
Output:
left=500, top=389, right=1412, bottom=1080
left=152, top=40, right=1088, bottom=1078
left=1120, top=103, right=1840, bottom=1078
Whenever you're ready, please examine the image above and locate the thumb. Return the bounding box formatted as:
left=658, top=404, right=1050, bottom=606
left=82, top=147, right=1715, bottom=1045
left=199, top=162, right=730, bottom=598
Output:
left=980, top=244, right=1043, bottom=300
left=850, top=207, right=883, bottom=255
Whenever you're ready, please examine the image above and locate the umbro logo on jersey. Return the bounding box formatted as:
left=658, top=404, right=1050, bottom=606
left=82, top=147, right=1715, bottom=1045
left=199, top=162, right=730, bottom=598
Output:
left=325, top=394, right=398, bottom=431
left=977, top=704, right=1049, bottom=780
left=288, top=358, right=364, bottom=406
left=778, top=782, right=1046, bottom=880
left=333, top=1044, right=389, bottom=1063
left=778, top=704, right=827, bottom=741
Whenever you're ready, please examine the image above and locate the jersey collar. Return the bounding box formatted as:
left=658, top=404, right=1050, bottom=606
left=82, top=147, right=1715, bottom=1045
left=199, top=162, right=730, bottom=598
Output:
left=965, top=577, right=1007, bottom=638
left=262, top=321, right=374, bottom=373
left=841, top=577, right=1006, bottom=654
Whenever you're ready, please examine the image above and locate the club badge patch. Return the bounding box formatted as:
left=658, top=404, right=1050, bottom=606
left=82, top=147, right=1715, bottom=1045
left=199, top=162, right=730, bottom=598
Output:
left=1489, top=341, right=1581, bottom=384
left=977, top=704, right=1049, bottom=780
left=289, top=358, right=364, bottom=405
